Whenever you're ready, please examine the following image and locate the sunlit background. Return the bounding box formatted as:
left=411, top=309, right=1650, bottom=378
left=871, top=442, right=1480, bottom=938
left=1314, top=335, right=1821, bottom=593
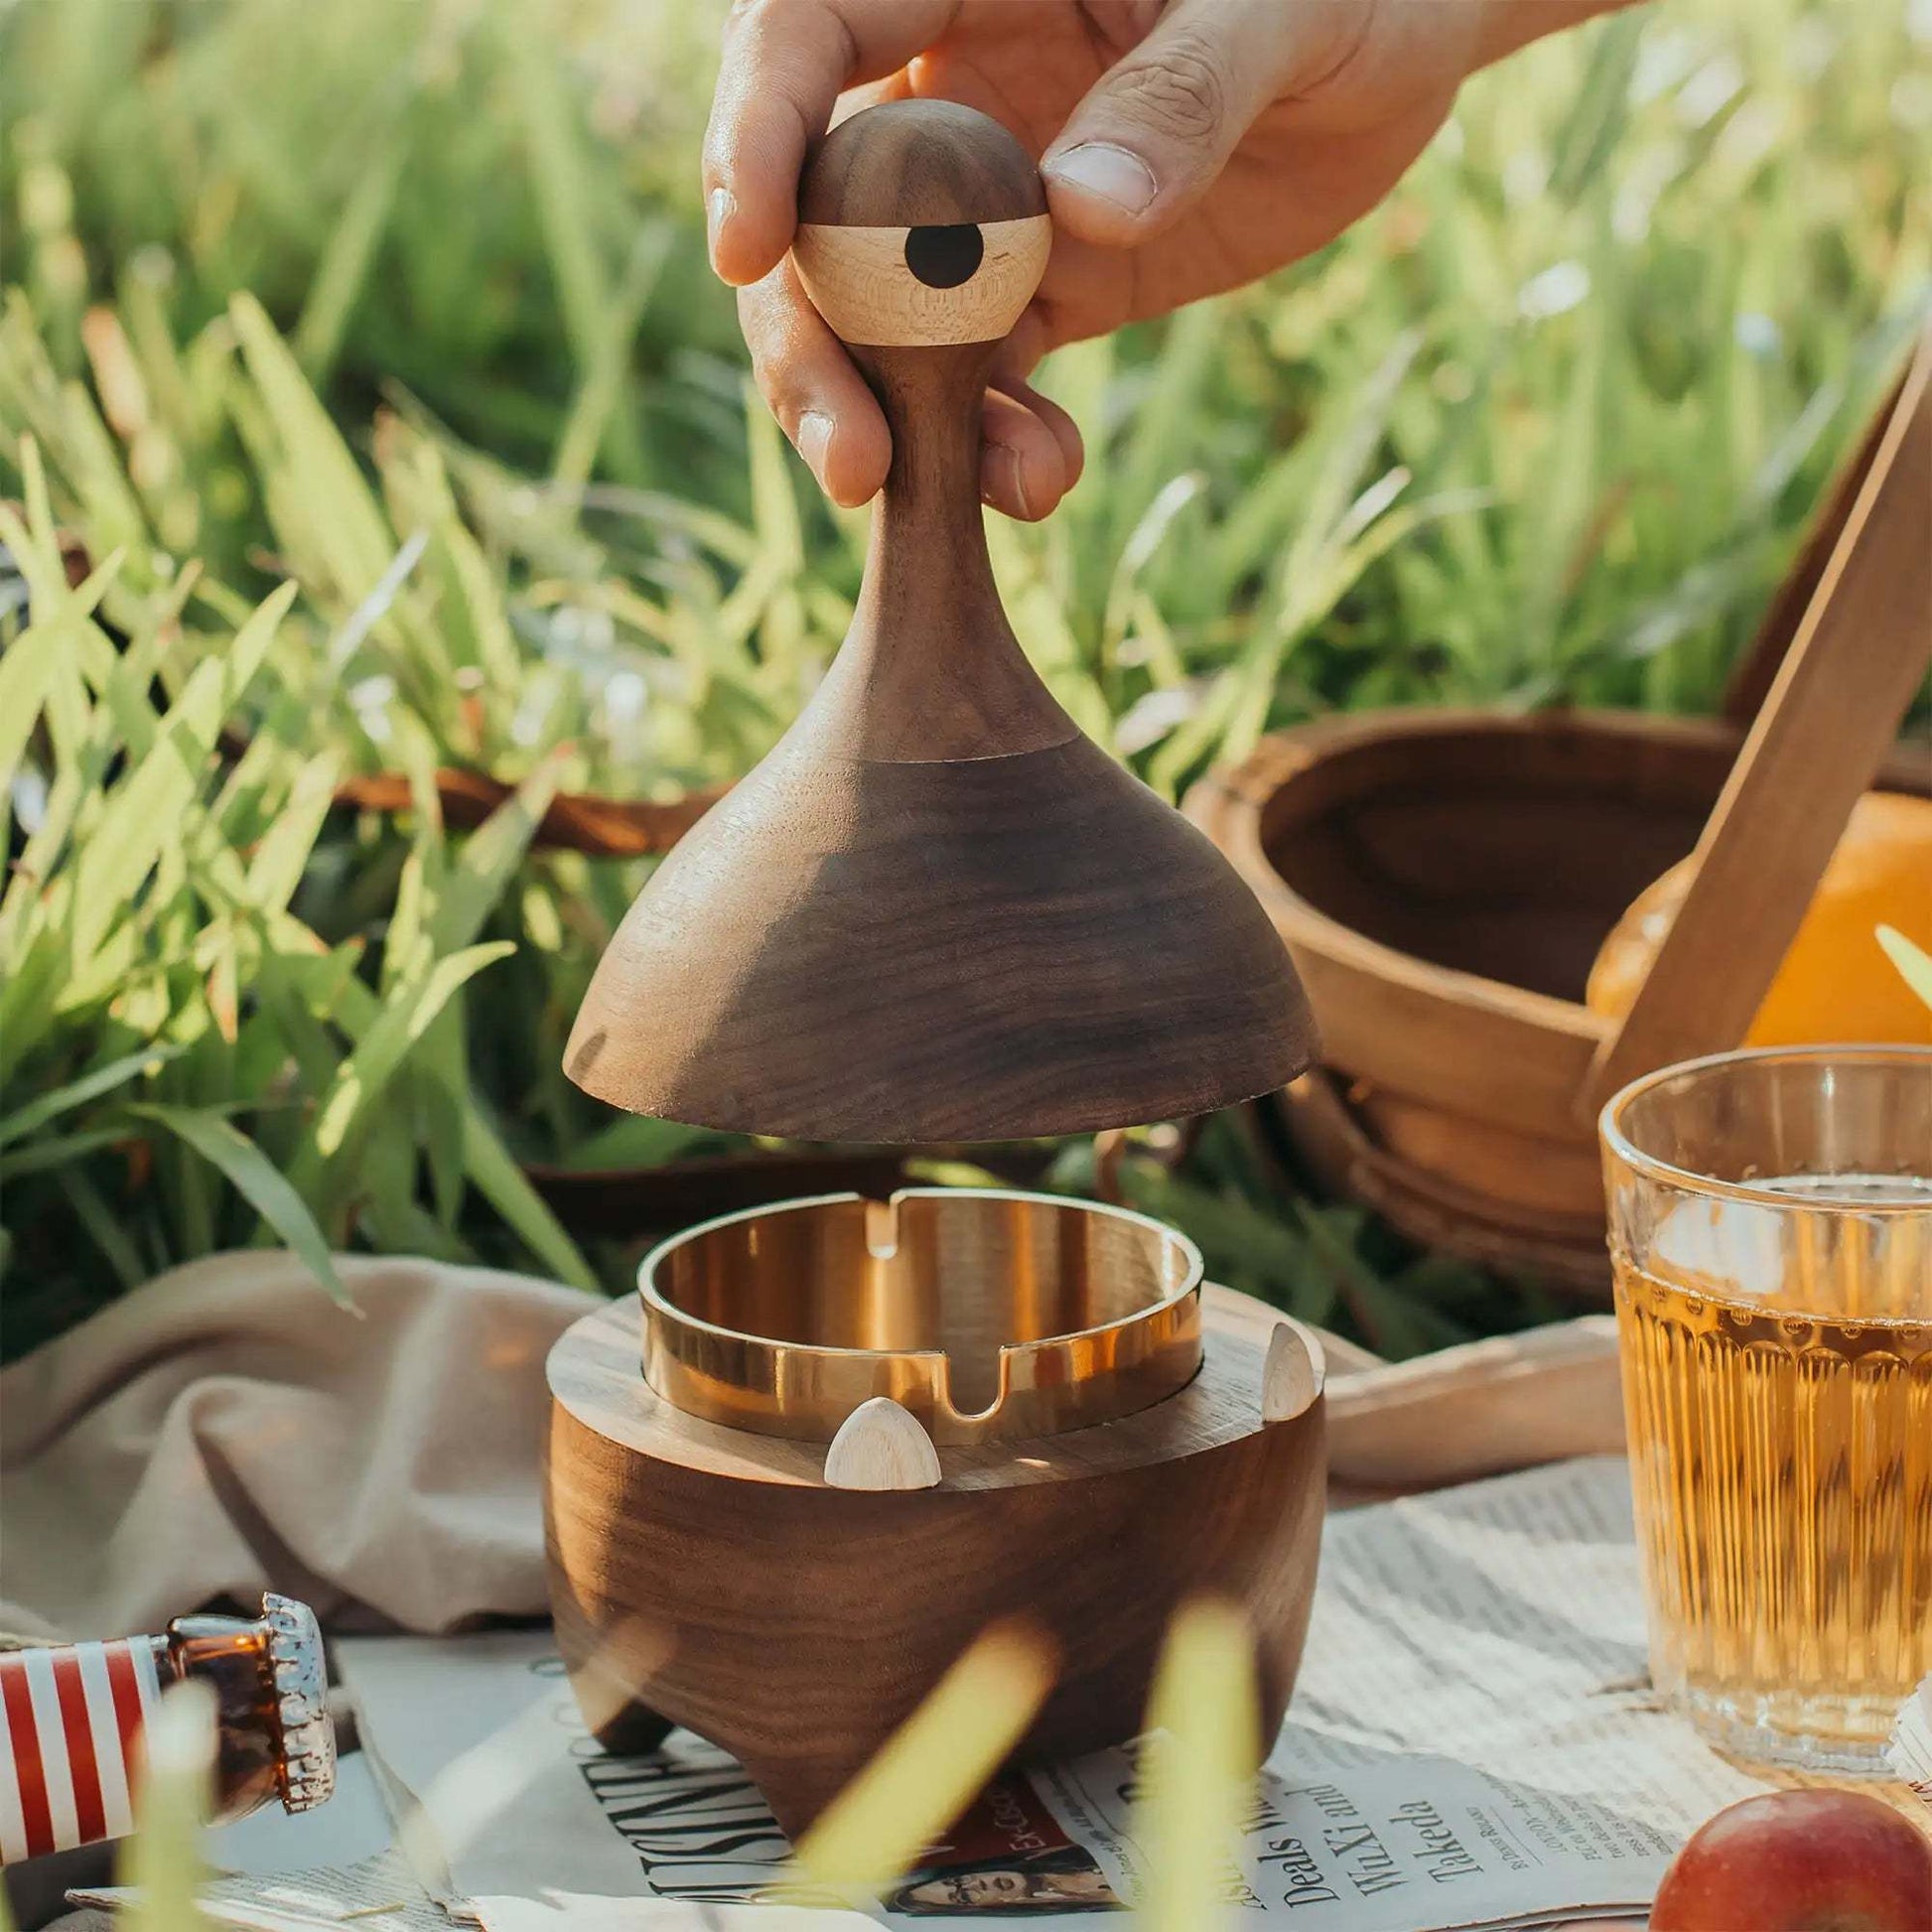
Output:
left=2, top=0, right=1927, bottom=1362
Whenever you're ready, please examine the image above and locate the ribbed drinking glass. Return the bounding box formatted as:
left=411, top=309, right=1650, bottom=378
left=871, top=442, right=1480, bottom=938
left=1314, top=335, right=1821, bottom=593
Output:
left=1602, top=1045, right=1932, bottom=1774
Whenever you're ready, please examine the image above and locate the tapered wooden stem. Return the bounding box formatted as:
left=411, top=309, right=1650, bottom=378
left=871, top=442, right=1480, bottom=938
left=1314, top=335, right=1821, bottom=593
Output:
left=861, top=345, right=997, bottom=603
left=809, top=345, right=1075, bottom=762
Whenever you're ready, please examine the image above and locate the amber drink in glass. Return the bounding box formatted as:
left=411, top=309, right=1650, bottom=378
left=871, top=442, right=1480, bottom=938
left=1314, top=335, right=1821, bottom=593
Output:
left=1601, top=1045, right=1932, bottom=1774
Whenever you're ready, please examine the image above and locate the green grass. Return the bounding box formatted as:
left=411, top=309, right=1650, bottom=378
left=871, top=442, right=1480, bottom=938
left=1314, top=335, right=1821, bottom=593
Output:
left=2, top=0, right=1927, bottom=1359
left=8, top=0, right=1924, bottom=755
left=0, top=483, right=599, bottom=1360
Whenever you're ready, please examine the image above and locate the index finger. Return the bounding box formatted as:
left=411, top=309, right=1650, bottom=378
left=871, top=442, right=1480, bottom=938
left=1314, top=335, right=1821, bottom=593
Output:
left=702, top=0, right=961, bottom=287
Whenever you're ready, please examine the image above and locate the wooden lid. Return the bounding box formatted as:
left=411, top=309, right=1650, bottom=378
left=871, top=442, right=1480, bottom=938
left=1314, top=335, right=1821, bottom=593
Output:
left=565, top=100, right=1315, bottom=1140
left=799, top=99, right=1046, bottom=227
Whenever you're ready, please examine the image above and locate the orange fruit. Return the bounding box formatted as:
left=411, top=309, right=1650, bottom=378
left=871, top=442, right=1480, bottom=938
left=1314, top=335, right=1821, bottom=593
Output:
left=1587, top=790, right=1932, bottom=1045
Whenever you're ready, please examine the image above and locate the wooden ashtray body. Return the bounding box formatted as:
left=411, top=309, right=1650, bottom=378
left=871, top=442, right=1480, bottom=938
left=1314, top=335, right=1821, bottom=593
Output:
left=1188, top=707, right=1932, bottom=1294
left=544, top=1283, right=1325, bottom=1838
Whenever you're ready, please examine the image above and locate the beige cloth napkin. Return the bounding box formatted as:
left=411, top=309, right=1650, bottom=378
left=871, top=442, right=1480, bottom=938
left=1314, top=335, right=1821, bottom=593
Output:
left=0, top=1252, right=591, bottom=1641
left=0, top=1247, right=1625, bottom=1642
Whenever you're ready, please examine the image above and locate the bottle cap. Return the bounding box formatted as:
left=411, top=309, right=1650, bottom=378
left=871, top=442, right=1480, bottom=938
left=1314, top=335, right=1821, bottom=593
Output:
left=259, top=1593, right=336, bottom=1813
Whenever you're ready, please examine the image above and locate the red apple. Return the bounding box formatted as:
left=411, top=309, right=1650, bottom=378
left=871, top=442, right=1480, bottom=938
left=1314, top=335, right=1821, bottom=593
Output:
left=1651, top=1790, right=1932, bottom=1932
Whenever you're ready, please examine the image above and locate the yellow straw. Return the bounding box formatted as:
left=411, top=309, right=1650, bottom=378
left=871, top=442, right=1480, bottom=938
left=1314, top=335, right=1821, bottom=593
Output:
left=1135, top=1596, right=1261, bottom=1932
left=787, top=1618, right=1056, bottom=1907
left=122, top=1680, right=217, bottom=1932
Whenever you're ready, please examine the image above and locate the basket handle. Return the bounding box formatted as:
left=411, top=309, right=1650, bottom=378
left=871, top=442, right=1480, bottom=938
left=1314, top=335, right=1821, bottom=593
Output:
left=1582, top=322, right=1932, bottom=1117
left=1721, top=361, right=1914, bottom=726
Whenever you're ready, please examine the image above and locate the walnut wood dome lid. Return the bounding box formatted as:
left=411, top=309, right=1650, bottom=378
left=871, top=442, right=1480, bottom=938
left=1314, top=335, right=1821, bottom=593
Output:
left=565, top=724, right=1314, bottom=1140
left=563, top=100, right=1314, bottom=1141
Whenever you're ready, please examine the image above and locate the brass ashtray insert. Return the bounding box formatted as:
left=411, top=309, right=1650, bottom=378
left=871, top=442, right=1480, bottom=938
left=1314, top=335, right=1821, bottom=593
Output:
left=640, top=1188, right=1203, bottom=1444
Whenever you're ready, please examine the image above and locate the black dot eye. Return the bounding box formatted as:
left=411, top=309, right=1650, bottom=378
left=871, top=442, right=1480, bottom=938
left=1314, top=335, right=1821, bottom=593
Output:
left=904, top=222, right=984, bottom=289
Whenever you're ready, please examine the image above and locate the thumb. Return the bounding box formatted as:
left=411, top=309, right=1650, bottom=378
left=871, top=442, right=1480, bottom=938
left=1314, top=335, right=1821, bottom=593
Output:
left=1039, top=0, right=1343, bottom=246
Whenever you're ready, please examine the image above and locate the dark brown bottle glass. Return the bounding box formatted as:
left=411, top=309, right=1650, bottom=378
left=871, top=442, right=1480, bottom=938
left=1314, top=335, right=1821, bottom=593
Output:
left=0, top=1592, right=334, bottom=1863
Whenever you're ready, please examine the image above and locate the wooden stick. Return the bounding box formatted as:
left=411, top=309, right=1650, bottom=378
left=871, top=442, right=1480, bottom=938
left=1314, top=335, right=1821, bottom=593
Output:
left=1323, top=1318, right=1624, bottom=1496
left=1584, top=325, right=1932, bottom=1113
left=1723, top=364, right=1913, bottom=725
left=331, top=765, right=721, bottom=857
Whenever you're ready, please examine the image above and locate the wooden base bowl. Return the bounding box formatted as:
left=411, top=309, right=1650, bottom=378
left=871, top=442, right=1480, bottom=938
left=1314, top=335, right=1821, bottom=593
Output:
left=544, top=1284, right=1325, bottom=1837
left=1188, top=707, right=1932, bottom=1296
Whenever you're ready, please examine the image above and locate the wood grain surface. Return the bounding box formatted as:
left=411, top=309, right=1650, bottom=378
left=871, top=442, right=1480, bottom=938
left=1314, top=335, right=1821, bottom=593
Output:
left=822, top=1396, right=944, bottom=1490
left=545, top=1283, right=1326, bottom=1836
left=793, top=215, right=1050, bottom=346
left=568, top=98, right=1313, bottom=1140
left=797, top=100, right=1047, bottom=227
left=568, top=719, right=1314, bottom=1139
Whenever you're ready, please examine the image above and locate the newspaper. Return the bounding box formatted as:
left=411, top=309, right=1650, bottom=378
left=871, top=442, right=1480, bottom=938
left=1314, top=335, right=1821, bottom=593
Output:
left=73, top=1852, right=452, bottom=1932
left=317, top=1456, right=1797, bottom=1931
left=1892, top=1674, right=1932, bottom=1810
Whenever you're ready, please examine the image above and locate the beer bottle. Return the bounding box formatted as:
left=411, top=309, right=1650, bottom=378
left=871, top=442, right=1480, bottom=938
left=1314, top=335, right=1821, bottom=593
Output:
left=0, top=1592, right=335, bottom=1863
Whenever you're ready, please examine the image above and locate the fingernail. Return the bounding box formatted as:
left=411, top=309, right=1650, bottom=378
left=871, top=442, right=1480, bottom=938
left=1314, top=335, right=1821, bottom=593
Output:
left=980, top=445, right=1032, bottom=520
left=1043, top=142, right=1158, bottom=214
left=797, top=409, right=834, bottom=483
left=707, top=186, right=735, bottom=255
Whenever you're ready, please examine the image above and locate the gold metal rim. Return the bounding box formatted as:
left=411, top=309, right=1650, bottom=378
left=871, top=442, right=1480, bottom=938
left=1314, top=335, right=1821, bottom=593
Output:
left=639, top=1187, right=1204, bottom=1445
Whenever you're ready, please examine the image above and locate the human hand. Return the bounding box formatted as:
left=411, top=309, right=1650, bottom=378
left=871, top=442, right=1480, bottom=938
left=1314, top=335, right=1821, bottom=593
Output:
left=704, top=0, right=1627, bottom=520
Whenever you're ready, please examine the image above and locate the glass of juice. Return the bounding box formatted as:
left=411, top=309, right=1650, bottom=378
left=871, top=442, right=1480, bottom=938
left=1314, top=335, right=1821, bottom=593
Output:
left=1600, top=1045, right=1932, bottom=1774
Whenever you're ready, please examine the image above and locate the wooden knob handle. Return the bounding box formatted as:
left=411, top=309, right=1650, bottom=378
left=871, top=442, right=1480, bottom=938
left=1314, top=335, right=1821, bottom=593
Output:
left=775, top=98, right=1071, bottom=767
left=792, top=100, right=1049, bottom=349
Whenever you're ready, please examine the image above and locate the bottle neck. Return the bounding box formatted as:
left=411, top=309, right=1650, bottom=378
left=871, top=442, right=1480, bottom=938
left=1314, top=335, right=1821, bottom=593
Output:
left=169, top=1614, right=289, bottom=1825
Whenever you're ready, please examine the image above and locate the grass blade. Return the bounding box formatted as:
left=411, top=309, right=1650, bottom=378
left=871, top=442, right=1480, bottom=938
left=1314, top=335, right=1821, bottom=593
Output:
left=0, top=1041, right=182, bottom=1148
left=229, top=292, right=395, bottom=596
left=292, top=939, right=515, bottom=1208
left=123, top=1102, right=352, bottom=1309
left=245, top=754, right=344, bottom=913
left=295, top=120, right=411, bottom=385
left=67, top=581, right=296, bottom=965
left=551, top=218, right=672, bottom=491
left=57, top=1166, right=149, bottom=1293
left=427, top=756, right=564, bottom=954
left=457, top=1105, right=598, bottom=1293
left=0, top=1123, right=133, bottom=1182
left=121, top=1679, right=215, bottom=1932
